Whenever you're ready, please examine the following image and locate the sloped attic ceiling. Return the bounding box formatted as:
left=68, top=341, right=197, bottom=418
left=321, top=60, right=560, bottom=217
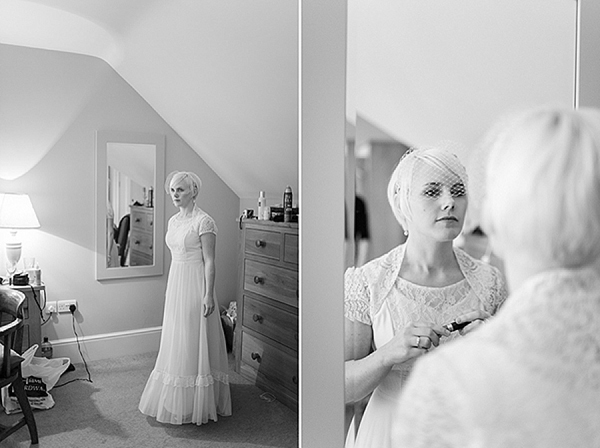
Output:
left=349, top=0, right=576, bottom=151
left=0, top=0, right=298, bottom=202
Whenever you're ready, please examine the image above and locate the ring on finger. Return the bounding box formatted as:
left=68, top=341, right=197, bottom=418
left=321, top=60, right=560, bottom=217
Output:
left=413, top=335, right=421, bottom=348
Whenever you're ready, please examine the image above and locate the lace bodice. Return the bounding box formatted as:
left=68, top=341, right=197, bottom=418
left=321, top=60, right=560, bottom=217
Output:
left=345, top=244, right=506, bottom=388
left=345, top=244, right=506, bottom=329
left=344, top=245, right=507, bottom=448
left=389, top=277, right=476, bottom=334
left=166, top=206, right=217, bottom=263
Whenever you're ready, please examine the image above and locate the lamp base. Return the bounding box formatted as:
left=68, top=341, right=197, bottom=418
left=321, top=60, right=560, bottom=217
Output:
left=5, top=229, right=22, bottom=277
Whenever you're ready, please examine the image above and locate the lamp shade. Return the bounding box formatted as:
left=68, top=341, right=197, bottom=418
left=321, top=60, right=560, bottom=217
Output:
left=0, top=193, right=40, bottom=229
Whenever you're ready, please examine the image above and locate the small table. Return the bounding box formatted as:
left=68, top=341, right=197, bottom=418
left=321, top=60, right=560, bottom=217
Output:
left=9, top=284, right=46, bottom=356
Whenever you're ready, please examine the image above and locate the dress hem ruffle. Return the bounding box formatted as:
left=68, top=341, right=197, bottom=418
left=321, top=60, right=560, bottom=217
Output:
left=148, top=368, right=230, bottom=388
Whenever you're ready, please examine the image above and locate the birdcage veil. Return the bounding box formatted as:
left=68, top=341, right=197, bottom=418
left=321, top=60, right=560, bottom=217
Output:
left=387, top=141, right=470, bottom=230
left=165, top=171, right=203, bottom=198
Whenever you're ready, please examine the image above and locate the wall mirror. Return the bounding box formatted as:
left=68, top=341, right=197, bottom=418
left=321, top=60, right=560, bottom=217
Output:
left=95, top=130, right=166, bottom=280
left=344, top=0, right=577, bottom=438
left=345, top=0, right=576, bottom=269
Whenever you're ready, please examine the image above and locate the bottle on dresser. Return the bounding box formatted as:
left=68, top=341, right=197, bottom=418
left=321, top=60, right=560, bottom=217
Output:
left=258, top=191, right=267, bottom=220
left=41, top=337, right=53, bottom=359
left=283, top=186, right=293, bottom=222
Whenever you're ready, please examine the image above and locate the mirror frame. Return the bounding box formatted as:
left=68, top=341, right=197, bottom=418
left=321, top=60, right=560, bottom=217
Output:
left=95, top=130, right=166, bottom=280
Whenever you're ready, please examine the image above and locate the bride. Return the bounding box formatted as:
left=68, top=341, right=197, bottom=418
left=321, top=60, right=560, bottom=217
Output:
left=344, top=143, right=507, bottom=448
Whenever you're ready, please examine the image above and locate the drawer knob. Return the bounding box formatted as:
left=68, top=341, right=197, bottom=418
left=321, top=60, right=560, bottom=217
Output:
left=252, top=314, right=263, bottom=323
left=292, top=376, right=298, bottom=385
left=253, top=276, right=264, bottom=285
left=255, top=239, right=265, bottom=248
left=134, top=240, right=140, bottom=245
left=251, top=352, right=262, bottom=363
left=135, top=218, right=141, bottom=223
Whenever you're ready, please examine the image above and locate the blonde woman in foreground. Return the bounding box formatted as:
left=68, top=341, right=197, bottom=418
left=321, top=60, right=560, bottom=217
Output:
left=394, top=107, right=600, bottom=447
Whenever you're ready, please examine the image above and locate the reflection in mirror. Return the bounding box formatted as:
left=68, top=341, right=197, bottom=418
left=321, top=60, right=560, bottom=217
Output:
left=344, top=124, right=356, bottom=270
left=344, top=0, right=576, bottom=444
left=107, top=142, right=155, bottom=268
left=353, top=117, right=410, bottom=265
left=345, top=0, right=576, bottom=270
left=96, top=131, right=165, bottom=280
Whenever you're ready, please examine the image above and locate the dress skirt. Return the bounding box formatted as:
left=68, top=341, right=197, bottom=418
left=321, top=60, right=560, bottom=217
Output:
left=139, top=255, right=232, bottom=425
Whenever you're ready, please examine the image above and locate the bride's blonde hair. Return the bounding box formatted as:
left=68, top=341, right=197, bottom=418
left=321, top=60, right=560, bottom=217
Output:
left=387, top=143, right=468, bottom=230
left=165, top=171, right=203, bottom=199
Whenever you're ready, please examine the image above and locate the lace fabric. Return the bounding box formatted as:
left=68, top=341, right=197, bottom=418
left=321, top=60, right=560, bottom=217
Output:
left=344, top=244, right=507, bottom=326
left=345, top=244, right=507, bottom=448
left=170, top=206, right=218, bottom=236
left=390, top=278, right=473, bottom=328
left=149, top=369, right=230, bottom=388
left=393, top=266, right=600, bottom=447
left=488, top=266, right=600, bottom=388
left=197, top=212, right=217, bottom=236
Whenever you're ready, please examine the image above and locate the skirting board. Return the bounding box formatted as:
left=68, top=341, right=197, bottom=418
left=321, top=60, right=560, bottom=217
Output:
left=49, top=326, right=162, bottom=363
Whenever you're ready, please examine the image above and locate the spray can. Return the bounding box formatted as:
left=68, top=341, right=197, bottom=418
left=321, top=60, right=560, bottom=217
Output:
left=258, top=191, right=267, bottom=220
left=283, top=186, right=293, bottom=209
left=148, top=187, right=154, bottom=207
left=283, top=186, right=293, bottom=222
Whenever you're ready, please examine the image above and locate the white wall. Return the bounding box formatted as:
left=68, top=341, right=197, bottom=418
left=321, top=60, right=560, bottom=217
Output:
left=579, top=0, right=600, bottom=108
left=301, top=0, right=346, bottom=446
left=0, top=44, right=240, bottom=359
left=0, top=0, right=299, bottom=206
left=353, top=0, right=575, bottom=149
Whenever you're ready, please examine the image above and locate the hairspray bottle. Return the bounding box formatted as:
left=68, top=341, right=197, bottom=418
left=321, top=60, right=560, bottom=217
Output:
left=283, top=186, right=293, bottom=222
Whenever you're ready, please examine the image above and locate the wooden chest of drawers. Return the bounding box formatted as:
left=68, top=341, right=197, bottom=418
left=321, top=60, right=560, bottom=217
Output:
left=235, top=219, right=298, bottom=411
left=129, top=205, right=154, bottom=266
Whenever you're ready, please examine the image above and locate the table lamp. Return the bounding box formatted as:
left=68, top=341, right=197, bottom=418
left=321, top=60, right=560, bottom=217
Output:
left=0, top=193, right=40, bottom=278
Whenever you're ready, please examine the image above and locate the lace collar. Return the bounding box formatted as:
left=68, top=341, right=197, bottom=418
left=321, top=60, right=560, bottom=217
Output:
left=361, top=243, right=500, bottom=314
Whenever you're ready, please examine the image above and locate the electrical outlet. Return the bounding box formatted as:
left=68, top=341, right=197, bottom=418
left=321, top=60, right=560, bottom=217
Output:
left=44, top=301, right=57, bottom=315
left=57, top=300, right=77, bottom=313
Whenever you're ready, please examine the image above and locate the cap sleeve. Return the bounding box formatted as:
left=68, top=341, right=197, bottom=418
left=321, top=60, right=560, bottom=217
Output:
left=344, top=266, right=372, bottom=325
left=198, top=213, right=218, bottom=236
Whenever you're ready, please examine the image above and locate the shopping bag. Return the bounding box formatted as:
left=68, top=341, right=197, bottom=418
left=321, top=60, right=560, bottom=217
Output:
left=1, top=344, right=71, bottom=414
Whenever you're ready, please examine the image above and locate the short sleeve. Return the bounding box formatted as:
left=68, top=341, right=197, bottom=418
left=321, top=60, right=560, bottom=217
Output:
left=344, top=266, right=372, bottom=325
left=198, top=214, right=218, bottom=236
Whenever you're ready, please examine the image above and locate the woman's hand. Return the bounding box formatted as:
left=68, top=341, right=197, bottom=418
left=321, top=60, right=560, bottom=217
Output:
left=451, top=309, right=491, bottom=336
left=203, top=294, right=216, bottom=317
left=378, top=322, right=450, bottom=367
left=344, top=319, right=450, bottom=404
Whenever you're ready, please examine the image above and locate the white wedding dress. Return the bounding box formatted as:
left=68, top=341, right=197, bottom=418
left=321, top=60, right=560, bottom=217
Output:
left=345, top=244, right=506, bottom=448
left=139, top=206, right=232, bottom=425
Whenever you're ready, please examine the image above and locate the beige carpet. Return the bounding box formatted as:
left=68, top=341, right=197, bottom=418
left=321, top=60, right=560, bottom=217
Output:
left=0, top=351, right=298, bottom=448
